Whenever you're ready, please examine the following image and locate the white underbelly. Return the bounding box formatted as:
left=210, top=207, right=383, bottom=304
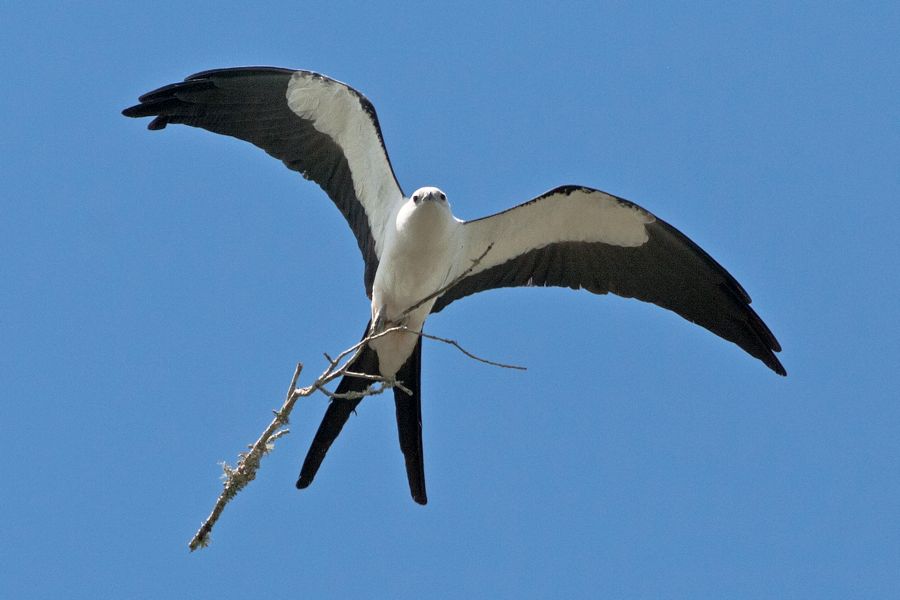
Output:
left=368, top=309, right=427, bottom=378
left=368, top=198, right=462, bottom=378
left=370, top=264, right=443, bottom=378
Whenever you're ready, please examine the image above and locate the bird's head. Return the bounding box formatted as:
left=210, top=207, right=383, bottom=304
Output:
left=410, top=187, right=450, bottom=209
left=397, top=186, right=454, bottom=233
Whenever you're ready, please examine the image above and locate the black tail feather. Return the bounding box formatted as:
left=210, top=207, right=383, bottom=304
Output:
left=394, top=337, right=427, bottom=505
left=296, top=323, right=379, bottom=490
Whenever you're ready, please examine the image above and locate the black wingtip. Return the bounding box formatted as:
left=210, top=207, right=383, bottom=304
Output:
left=121, top=101, right=171, bottom=130
left=753, top=340, right=786, bottom=376
left=148, top=116, right=168, bottom=130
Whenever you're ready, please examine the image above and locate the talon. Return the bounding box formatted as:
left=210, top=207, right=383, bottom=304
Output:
left=371, top=310, right=386, bottom=334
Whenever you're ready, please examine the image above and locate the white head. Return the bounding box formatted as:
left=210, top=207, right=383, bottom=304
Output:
left=410, top=186, right=450, bottom=208
left=396, top=186, right=454, bottom=233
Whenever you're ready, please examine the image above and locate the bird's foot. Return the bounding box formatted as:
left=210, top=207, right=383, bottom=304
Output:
left=372, top=311, right=408, bottom=334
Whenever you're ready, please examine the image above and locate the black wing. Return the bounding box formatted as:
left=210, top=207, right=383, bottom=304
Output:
left=122, top=67, right=405, bottom=296
left=433, top=186, right=785, bottom=375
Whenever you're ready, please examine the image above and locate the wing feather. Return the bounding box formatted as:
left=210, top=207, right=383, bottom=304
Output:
left=435, top=186, right=785, bottom=375
left=123, top=66, right=405, bottom=296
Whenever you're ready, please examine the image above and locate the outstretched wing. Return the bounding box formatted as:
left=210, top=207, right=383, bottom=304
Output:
left=122, top=67, right=405, bottom=296
left=434, top=185, right=785, bottom=375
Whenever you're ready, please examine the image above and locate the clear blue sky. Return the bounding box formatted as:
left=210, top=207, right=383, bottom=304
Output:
left=3, top=2, right=898, bottom=598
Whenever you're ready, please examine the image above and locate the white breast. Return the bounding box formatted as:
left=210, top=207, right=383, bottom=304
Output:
left=369, top=199, right=462, bottom=377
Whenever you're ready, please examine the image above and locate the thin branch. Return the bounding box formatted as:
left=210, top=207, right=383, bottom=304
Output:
left=188, top=361, right=305, bottom=551
left=188, top=242, right=525, bottom=551
left=315, top=380, right=392, bottom=401
left=412, top=328, right=526, bottom=370
left=188, top=348, right=396, bottom=551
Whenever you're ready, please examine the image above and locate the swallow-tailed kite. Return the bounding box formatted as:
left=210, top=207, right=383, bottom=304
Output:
left=123, top=67, right=785, bottom=505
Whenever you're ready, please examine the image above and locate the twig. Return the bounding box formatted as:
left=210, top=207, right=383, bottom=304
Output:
left=188, top=362, right=305, bottom=551
left=188, top=346, right=396, bottom=551
left=411, top=328, right=526, bottom=370
left=188, top=242, right=525, bottom=551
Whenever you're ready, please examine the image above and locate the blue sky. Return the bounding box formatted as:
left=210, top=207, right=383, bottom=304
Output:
left=2, top=2, right=898, bottom=598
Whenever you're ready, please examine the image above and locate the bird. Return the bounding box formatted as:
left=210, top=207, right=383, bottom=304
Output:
left=123, top=66, right=785, bottom=506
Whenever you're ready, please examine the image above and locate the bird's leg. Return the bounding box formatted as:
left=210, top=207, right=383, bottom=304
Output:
left=371, top=306, right=409, bottom=334
left=371, top=307, right=386, bottom=334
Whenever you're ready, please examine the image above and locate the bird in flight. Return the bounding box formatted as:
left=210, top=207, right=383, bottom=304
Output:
left=123, top=67, right=785, bottom=505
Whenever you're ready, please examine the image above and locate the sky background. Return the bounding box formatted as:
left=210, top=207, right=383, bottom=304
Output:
left=2, top=2, right=898, bottom=598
